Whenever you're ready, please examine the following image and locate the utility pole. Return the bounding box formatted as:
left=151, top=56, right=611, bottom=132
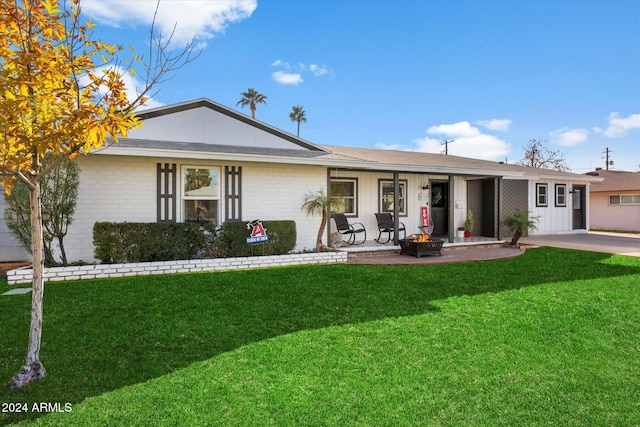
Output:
left=441, top=139, right=454, bottom=155
left=603, top=147, right=612, bottom=170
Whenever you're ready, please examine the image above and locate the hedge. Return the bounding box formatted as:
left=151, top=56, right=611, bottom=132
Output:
left=93, top=220, right=297, bottom=263
left=93, top=222, right=215, bottom=264
left=219, top=220, right=296, bottom=257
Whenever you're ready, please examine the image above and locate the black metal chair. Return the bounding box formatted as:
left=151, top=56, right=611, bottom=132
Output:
left=331, top=213, right=366, bottom=245
left=375, top=212, right=406, bottom=243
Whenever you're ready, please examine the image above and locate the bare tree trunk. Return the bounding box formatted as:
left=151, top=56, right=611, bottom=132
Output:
left=510, top=229, right=523, bottom=246
left=56, top=235, right=68, bottom=266
left=316, top=210, right=327, bottom=251
left=7, top=181, right=47, bottom=389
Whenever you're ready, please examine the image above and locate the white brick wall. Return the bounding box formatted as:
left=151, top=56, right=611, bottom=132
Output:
left=7, top=252, right=348, bottom=285
left=59, top=155, right=327, bottom=263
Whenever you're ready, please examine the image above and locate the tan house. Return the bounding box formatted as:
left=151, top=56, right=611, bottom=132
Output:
left=587, top=169, right=640, bottom=232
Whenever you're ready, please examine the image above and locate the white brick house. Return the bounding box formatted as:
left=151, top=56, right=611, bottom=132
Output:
left=0, top=98, right=599, bottom=263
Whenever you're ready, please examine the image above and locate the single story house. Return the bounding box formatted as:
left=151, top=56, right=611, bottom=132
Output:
left=0, top=98, right=600, bottom=263
left=587, top=168, right=640, bottom=232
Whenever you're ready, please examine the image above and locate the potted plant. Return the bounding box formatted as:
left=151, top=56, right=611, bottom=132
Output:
left=456, top=226, right=465, bottom=238
left=502, top=209, right=539, bottom=246
left=463, top=211, right=473, bottom=238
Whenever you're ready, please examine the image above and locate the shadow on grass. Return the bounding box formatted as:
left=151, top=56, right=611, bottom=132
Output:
left=1, top=247, right=638, bottom=425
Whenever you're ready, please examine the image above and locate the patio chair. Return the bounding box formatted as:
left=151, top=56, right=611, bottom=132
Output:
left=375, top=212, right=406, bottom=243
left=331, top=213, right=367, bottom=245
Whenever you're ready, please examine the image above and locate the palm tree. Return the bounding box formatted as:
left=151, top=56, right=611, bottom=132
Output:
left=301, top=189, right=343, bottom=251
left=236, top=88, right=267, bottom=119
left=289, top=105, right=307, bottom=137
left=502, top=209, right=539, bottom=246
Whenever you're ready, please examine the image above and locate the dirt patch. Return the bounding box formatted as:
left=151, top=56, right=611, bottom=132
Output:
left=0, top=262, right=31, bottom=278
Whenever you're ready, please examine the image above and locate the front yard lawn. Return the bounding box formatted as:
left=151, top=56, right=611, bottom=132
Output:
left=1, top=247, right=639, bottom=426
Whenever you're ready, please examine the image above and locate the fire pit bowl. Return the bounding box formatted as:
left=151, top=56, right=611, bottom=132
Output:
left=399, top=236, right=444, bottom=257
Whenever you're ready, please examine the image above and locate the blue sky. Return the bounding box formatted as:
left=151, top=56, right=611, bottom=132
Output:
left=82, top=0, right=640, bottom=172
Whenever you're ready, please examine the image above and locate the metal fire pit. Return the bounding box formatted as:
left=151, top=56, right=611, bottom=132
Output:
left=399, top=238, right=444, bottom=257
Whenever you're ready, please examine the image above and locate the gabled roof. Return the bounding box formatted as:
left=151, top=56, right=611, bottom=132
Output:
left=106, top=98, right=597, bottom=182
left=134, top=98, right=328, bottom=152
left=587, top=169, right=640, bottom=192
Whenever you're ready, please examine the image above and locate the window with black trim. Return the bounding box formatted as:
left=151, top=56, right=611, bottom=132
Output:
left=555, top=184, right=566, bottom=207
left=536, top=183, right=548, bottom=207
left=330, top=178, right=358, bottom=216
left=378, top=179, right=407, bottom=215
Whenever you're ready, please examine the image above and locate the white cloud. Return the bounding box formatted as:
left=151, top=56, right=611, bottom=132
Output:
left=309, top=64, right=329, bottom=77
left=427, top=121, right=480, bottom=138
left=549, top=127, right=588, bottom=146
left=80, top=66, right=164, bottom=111
left=375, top=142, right=407, bottom=151
left=82, top=0, right=257, bottom=45
left=593, top=112, right=640, bottom=138
left=271, top=59, right=290, bottom=69
left=271, top=60, right=331, bottom=84
left=272, top=71, right=303, bottom=85
left=477, top=119, right=512, bottom=132
left=413, top=121, right=510, bottom=161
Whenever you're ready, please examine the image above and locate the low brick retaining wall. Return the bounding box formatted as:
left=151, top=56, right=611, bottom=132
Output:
left=7, top=252, right=348, bottom=285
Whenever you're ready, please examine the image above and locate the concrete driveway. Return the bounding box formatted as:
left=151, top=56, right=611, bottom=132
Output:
left=520, top=232, right=640, bottom=257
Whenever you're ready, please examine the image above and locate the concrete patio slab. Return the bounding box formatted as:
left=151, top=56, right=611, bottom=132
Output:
left=2, top=287, right=32, bottom=296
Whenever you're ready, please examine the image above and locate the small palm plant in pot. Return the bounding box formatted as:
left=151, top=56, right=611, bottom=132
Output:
left=502, top=209, right=539, bottom=246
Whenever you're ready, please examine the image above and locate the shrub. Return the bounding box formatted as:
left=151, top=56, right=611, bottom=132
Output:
left=93, top=220, right=297, bottom=263
left=93, top=222, right=216, bottom=263
left=218, top=220, right=296, bottom=257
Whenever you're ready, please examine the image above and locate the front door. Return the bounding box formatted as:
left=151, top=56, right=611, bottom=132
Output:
left=572, top=185, right=586, bottom=230
left=431, top=181, right=449, bottom=236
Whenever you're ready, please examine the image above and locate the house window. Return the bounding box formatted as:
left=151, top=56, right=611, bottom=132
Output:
left=378, top=179, right=407, bottom=215
left=609, top=194, right=640, bottom=205
left=330, top=178, right=358, bottom=216
left=536, top=183, right=548, bottom=207
left=555, top=184, right=566, bottom=207
left=182, top=166, right=220, bottom=224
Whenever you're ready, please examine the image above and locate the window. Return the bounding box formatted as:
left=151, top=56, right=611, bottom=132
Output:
left=330, top=178, right=358, bottom=216
left=555, top=184, right=566, bottom=207
left=379, top=179, right=408, bottom=215
left=609, top=194, right=640, bottom=205
left=182, top=166, right=220, bottom=224
left=536, top=183, right=548, bottom=207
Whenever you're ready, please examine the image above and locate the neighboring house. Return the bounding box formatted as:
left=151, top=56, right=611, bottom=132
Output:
left=587, top=168, right=640, bottom=232
left=0, top=98, right=600, bottom=263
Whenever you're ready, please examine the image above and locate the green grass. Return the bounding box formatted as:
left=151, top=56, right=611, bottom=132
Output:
left=1, top=247, right=639, bottom=426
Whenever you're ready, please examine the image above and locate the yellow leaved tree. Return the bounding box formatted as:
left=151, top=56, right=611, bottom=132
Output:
left=0, top=0, right=198, bottom=388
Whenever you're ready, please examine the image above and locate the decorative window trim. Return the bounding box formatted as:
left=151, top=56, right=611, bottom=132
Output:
left=330, top=177, right=358, bottom=217
left=609, top=194, right=640, bottom=205
left=555, top=184, right=567, bottom=207
left=378, top=179, right=408, bottom=216
left=536, top=183, right=548, bottom=207
left=157, top=163, right=177, bottom=222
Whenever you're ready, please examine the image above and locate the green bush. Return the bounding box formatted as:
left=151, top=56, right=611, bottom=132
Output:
left=219, top=220, right=296, bottom=257
left=93, top=220, right=296, bottom=263
left=93, top=222, right=216, bottom=264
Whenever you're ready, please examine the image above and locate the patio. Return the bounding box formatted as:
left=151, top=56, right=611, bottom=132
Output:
left=336, top=235, right=503, bottom=254
left=336, top=236, right=520, bottom=265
